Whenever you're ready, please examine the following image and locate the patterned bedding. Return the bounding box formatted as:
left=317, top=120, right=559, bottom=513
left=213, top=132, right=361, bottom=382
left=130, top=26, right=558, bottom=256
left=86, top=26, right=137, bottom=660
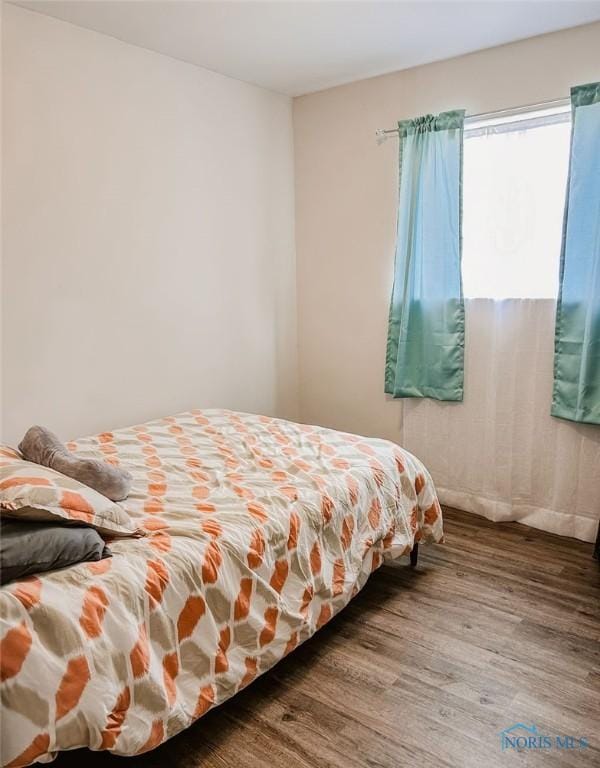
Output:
left=0, top=410, right=443, bottom=767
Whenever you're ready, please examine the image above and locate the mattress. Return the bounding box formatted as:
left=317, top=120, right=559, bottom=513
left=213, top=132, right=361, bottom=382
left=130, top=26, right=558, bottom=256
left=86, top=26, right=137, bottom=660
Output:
left=0, top=410, right=443, bottom=766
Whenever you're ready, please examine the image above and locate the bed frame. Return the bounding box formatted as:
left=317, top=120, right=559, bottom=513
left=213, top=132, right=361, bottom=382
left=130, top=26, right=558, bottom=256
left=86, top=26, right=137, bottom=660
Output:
left=410, top=542, right=419, bottom=568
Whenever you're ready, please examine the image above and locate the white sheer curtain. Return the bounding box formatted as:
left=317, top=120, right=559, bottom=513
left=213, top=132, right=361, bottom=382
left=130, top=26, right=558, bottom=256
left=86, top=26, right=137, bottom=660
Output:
left=401, top=107, right=600, bottom=543
left=402, top=299, right=600, bottom=542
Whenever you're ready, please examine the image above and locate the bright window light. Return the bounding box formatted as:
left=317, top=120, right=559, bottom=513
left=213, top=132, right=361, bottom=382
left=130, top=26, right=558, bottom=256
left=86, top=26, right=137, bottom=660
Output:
left=462, top=104, right=571, bottom=299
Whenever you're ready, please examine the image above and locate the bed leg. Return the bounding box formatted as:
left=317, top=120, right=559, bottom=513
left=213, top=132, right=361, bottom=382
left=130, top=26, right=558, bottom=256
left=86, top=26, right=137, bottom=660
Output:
left=409, top=543, right=419, bottom=569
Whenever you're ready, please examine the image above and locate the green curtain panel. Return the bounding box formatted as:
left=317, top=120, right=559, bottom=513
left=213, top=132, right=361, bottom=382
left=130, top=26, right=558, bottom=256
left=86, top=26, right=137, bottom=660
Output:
left=552, top=82, right=600, bottom=425
left=385, top=109, right=465, bottom=401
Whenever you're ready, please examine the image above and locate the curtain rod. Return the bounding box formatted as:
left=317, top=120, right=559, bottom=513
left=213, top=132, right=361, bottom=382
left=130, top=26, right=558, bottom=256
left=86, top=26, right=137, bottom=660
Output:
left=375, top=97, right=570, bottom=142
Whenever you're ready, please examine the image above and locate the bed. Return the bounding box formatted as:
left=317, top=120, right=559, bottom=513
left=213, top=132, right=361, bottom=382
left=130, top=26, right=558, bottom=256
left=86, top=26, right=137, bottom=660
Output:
left=0, top=409, right=443, bottom=767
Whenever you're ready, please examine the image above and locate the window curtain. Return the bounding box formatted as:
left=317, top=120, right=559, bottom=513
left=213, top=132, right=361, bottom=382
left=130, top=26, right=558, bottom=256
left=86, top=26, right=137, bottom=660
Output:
left=402, top=300, right=600, bottom=543
left=385, top=110, right=465, bottom=401
left=552, top=81, right=600, bottom=425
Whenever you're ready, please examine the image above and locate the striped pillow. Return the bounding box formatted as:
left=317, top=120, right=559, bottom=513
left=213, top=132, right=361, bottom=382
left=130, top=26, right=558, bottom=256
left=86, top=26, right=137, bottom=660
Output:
left=0, top=448, right=140, bottom=538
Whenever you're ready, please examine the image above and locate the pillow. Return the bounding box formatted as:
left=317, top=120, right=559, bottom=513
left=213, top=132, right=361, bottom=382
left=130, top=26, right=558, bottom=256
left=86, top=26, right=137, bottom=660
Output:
left=0, top=518, right=112, bottom=584
left=0, top=453, right=142, bottom=538
left=19, top=425, right=132, bottom=501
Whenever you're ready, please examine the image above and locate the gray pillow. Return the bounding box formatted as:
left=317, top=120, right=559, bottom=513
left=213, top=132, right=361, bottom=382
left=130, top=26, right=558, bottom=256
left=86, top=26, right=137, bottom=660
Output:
left=18, top=425, right=132, bottom=501
left=0, top=519, right=112, bottom=584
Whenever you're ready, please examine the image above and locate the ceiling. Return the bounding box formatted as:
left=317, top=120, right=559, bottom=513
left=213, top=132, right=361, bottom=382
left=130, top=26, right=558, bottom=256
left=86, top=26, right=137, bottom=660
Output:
left=15, top=1, right=600, bottom=96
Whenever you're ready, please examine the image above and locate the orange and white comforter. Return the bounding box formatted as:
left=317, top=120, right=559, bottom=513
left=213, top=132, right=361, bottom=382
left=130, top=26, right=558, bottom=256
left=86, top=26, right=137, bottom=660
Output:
left=0, top=410, right=443, bottom=766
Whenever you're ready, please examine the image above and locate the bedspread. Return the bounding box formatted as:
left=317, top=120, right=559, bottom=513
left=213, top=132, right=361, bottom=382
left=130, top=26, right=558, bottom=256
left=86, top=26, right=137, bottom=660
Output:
left=0, top=410, right=443, bottom=766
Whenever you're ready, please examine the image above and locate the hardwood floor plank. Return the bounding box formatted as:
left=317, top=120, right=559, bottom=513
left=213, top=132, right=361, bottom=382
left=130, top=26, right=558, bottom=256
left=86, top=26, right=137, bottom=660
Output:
left=53, top=507, right=600, bottom=768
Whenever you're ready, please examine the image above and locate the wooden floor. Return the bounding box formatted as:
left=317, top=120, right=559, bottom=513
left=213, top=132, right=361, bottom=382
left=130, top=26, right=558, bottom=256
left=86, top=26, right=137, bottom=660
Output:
left=55, top=508, right=600, bottom=768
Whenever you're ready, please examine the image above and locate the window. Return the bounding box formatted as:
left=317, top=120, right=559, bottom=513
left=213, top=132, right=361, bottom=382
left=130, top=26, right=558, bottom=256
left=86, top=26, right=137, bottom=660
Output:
left=462, top=103, right=571, bottom=299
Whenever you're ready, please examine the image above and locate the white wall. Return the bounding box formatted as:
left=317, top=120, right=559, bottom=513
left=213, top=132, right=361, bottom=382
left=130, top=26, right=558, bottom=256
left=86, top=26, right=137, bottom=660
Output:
left=293, top=22, right=600, bottom=442
left=3, top=7, right=599, bottom=455
left=1, top=4, right=297, bottom=445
